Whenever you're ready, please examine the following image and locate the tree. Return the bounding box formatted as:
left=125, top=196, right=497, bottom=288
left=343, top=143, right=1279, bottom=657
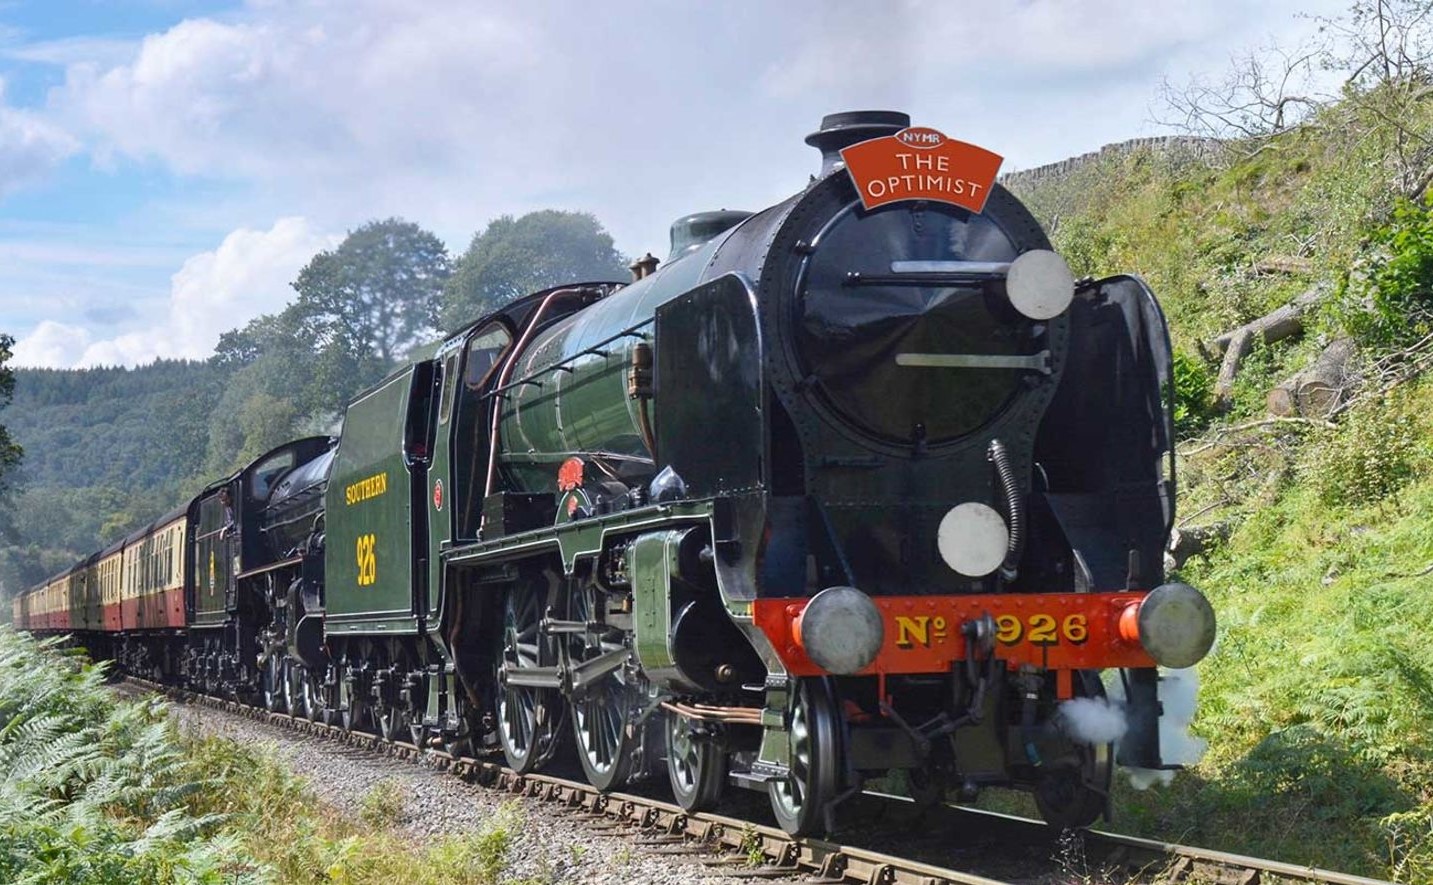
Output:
left=293, top=217, right=453, bottom=369
left=441, top=210, right=628, bottom=329
left=0, top=335, right=22, bottom=495
left=1155, top=40, right=1325, bottom=142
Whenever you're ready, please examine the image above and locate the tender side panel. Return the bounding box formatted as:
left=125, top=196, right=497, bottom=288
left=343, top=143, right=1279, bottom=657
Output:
left=192, top=488, right=236, bottom=627
left=325, top=368, right=421, bottom=634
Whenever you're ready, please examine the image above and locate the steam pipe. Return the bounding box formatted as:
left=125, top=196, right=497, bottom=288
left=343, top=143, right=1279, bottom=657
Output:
left=660, top=701, right=762, bottom=724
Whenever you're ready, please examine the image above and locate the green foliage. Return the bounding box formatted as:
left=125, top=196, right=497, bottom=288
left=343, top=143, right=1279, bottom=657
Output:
left=210, top=217, right=452, bottom=443
left=0, top=628, right=256, bottom=883
left=0, top=359, right=222, bottom=594
left=357, top=779, right=405, bottom=828
left=1381, top=809, right=1433, bottom=884
left=1336, top=196, right=1433, bottom=347
left=1304, top=394, right=1427, bottom=506
left=1149, top=383, right=1433, bottom=876
left=441, top=210, right=627, bottom=329
left=0, top=630, right=523, bottom=884
left=0, top=335, right=22, bottom=497
left=293, top=218, right=452, bottom=367
left=1171, top=349, right=1215, bottom=435
left=739, top=822, right=764, bottom=866
left=177, top=728, right=525, bottom=885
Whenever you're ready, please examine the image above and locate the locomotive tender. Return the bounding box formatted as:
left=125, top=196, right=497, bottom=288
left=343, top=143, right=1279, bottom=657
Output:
left=14, top=111, right=1216, bottom=834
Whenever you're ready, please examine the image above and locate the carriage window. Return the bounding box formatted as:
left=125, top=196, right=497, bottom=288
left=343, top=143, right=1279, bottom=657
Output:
left=464, top=323, right=512, bottom=390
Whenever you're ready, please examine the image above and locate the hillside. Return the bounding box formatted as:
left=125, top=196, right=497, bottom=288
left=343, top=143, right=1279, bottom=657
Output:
left=9, top=362, right=219, bottom=491
left=1008, top=95, right=1433, bottom=878
left=0, top=362, right=223, bottom=593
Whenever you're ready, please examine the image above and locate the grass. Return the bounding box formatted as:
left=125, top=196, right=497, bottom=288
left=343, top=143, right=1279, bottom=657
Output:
left=182, top=734, right=525, bottom=885
left=0, top=625, right=528, bottom=884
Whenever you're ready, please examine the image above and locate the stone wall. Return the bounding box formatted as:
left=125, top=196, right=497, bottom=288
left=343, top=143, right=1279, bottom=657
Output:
left=1000, top=135, right=1220, bottom=191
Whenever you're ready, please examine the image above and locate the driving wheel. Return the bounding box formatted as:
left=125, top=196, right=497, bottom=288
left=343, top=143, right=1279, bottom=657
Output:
left=567, top=582, right=642, bottom=792
left=496, top=579, right=565, bottom=772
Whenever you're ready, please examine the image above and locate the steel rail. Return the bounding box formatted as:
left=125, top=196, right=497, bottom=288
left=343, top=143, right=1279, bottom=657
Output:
left=933, top=805, right=1396, bottom=885
left=120, top=678, right=1395, bottom=885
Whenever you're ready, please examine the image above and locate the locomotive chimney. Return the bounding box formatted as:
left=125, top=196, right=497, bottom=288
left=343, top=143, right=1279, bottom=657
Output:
left=805, top=110, right=910, bottom=177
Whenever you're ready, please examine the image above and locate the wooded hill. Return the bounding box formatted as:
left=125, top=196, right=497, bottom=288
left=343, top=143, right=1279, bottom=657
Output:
left=0, top=212, right=628, bottom=596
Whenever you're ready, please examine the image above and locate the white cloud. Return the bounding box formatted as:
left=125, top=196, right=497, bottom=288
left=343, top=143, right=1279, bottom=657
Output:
left=156, top=216, right=337, bottom=361
left=12, top=217, right=337, bottom=368
left=11, top=319, right=90, bottom=368
left=0, top=77, right=77, bottom=195
left=53, top=6, right=542, bottom=180
left=36, top=0, right=1352, bottom=253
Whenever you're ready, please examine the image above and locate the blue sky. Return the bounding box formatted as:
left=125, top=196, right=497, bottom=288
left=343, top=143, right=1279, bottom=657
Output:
left=0, top=0, right=1346, bottom=368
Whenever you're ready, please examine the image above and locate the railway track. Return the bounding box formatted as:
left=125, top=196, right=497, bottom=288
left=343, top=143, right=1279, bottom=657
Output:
left=119, top=677, right=1396, bottom=885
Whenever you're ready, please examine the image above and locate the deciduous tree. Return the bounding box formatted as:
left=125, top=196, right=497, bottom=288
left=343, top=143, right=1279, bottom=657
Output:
left=441, top=210, right=627, bottom=329
left=0, top=335, right=22, bottom=494
left=293, top=217, right=453, bottom=368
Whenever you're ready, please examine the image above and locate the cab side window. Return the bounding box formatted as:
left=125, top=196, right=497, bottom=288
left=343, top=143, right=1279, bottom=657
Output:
left=438, top=354, right=459, bottom=424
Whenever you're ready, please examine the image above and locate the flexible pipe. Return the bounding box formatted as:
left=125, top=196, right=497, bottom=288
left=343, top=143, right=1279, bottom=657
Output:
left=987, top=438, right=1024, bottom=581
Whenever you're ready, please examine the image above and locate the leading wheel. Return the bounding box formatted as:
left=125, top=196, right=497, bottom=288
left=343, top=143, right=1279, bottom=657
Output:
left=667, top=713, right=726, bottom=813
left=567, top=582, right=641, bottom=792
left=1035, top=672, right=1113, bottom=830
left=496, top=580, right=564, bottom=773
left=768, top=677, right=840, bottom=836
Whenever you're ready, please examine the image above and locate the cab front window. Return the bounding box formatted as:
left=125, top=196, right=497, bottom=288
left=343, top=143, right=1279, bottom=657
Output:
left=464, top=323, right=512, bottom=390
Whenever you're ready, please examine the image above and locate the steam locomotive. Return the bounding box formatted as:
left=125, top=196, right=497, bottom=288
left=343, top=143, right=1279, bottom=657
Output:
left=14, top=110, right=1216, bottom=835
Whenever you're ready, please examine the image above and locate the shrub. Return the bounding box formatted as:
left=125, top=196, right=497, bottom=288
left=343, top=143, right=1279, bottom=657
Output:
left=358, top=779, right=405, bottom=827
left=1172, top=349, right=1215, bottom=435
left=1305, top=395, right=1426, bottom=507
left=1335, top=196, right=1433, bottom=348
left=0, top=628, right=258, bottom=884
